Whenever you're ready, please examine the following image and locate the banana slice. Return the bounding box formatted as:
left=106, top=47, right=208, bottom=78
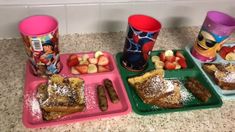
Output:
left=151, top=56, right=160, bottom=63
left=165, top=50, right=174, bottom=57
left=225, top=52, right=235, bottom=61
left=154, top=61, right=164, bottom=69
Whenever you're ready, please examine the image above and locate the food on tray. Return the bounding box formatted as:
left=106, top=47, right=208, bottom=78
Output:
left=151, top=50, right=187, bottom=70
left=128, top=69, right=182, bottom=108
left=97, top=85, right=108, bottom=111
left=67, top=51, right=111, bottom=74
left=104, top=79, right=119, bottom=104
left=219, top=46, right=235, bottom=61
left=202, top=63, right=235, bottom=90
left=36, top=74, right=85, bottom=120
left=185, top=78, right=211, bottom=102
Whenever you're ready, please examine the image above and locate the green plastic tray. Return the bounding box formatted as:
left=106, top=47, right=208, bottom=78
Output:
left=116, top=49, right=222, bottom=115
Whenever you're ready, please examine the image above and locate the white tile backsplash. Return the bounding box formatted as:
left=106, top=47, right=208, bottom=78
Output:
left=67, top=4, right=100, bottom=34
left=0, top=6, right=29, bottom=38
left=28, top=5, right=67, bottom=35
left=100, top=3, right=132, bottom=32
left=0, top=1, right=234, bottom=38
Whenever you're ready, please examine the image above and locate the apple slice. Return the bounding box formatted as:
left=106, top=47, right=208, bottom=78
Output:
left=98, top=55, right=109, bottom=66
left=95, top=51, right=103, bottom=58
left=88, top=64, right=98, bottom=73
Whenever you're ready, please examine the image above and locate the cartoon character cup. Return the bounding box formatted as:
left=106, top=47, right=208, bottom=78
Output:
left=191, top=11, right=235, bottom=62
left=19, top=15, right=62, bottom=77
left=122, top=14, right=161, bottom=71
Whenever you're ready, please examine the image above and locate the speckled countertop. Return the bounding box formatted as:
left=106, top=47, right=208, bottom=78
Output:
left=1, top=27, right=235, bottom=131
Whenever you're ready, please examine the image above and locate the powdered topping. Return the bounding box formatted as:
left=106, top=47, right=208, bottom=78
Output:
left=51, top=83, right=71, bottom=96
left=164, top=80, right=175, bottom=92
left=223, top=72, right=235, bottom=83
left=25, top=93, right=41, bottom=119
left=180, top=87, right=194, bottom=103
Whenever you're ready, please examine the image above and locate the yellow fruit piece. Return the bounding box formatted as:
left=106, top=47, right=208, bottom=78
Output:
left=225, top=52, right=235, bottom=61
left=151, top=56, right=160, bottom=62
left=88, top=64, right=98, bottom=73
left=95, top=51, right=103, bottom=58
left=154, top=61, right=164, bottom=69
left=164, top=50, right=174, bottom=57
left=82, top=54, right=89, bottom=61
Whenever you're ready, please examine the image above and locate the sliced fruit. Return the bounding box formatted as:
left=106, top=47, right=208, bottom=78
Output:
left=225, top=52, right=235, bottom=61
left=154, top=61, right=164, bottom=69
left=98, top=65, right=110, bottom=72
left=75, top=65, right=88, bottom=74
left=88, top=57, right=98, bottom=64
left=174, top=62, right=181, bottom=69
left=159, top=52, right=166, bottom=62
left=165, top=56, right=176, bottom=62
left=79, top=60, right=89, bottom=65
left=220, top=46, right=233, bottom=59
left=178, top=58, right=187, bottom=69
left=95, top=51, right=103, bottom=58
left=82, top=54, right=89, bottom=61
left=88, top=64, right=98, bottom=73
left=151, top=56, right=160, bottom=62
left=67, top=58, right=79, bottom=67
left=175, top=51, right=185, bottom=60
left=69, top=54, right=77, bottom=60
left=98, top=55, right=109, bottom=66
left=71, top=66, right=80, bottom=74
left=175, top=57, right=181, bottom=61
left=164, top=61, right=176, bottom=70
left=164, top=50, right=174, bottom=57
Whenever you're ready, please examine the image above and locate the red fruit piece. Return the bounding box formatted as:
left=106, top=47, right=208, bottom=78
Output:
left=165, top=56, right=176, bottom=62
left=98, top=65, right=110, bottom=72
left=98, top=55, right=109, bottom=66
left=220, top=46, right=233, bottom=59
left=175, top=51, right=185, bottom=60
left=75, top=65, right=88, bottom=74
left=178, top=58, right=187, bottom=69
left=67, top=54, right=79, bottom=67
left=164, top=61, right=176, bottom=70
left=159, top=52, right=166, bottom=62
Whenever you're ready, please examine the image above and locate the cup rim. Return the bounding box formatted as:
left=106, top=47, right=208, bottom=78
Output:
left=18, top=15, right=58, bottom=36
left=207, top=11, right=235, bottom=27
left=128, top=14, right=162, bottom=32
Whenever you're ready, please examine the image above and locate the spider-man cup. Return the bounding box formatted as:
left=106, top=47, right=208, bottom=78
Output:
left=191, top=11, right=235, bottom=62
left=122, top=14, right=161, bottom=71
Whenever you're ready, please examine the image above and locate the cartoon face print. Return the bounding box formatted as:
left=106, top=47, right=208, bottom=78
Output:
left=196, top=31, right=217, bottom=51
left=42, top=42, right=54, bottom=54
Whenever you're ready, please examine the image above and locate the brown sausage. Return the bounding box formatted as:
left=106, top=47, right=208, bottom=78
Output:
left=104, top=79, right=119, bottom=104
left=97, top=85, right=108, bottom=111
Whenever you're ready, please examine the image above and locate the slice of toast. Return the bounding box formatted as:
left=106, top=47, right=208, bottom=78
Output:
left=36, top=74, right=86, bottom=120
left=202, top=63, right=235, bottom=90
left=128, top=69, right=182, bottom=108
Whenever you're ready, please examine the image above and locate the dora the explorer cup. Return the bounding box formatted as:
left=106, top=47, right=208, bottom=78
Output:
left=122, top=14, right=161, bottom=71
left=191, top=11, right=235, bottom=62
left=19, top=15, right=62, bottom=77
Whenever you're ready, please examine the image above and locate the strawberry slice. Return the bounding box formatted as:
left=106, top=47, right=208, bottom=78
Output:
left=175, top=51, right=185, bottom=60
left=71, top=66, right=80, bottom=74
left=98, top=55, right=109, bottom=66
left=75, top=65, right=88, bottom=74
left=69, top=54, right=77, bottom=60
left=98, top=65, right=110, bottom=72
left=178, top=58, right=187, bottom=69
left=88, top=57, right=98, bottom=64
left=165, top=56, right=176, bottom=62
left=164, top=61, right=176, bottom=70
left=159, top=52, right=166, bottom=62
left=220, top=46, right=233, bottom=59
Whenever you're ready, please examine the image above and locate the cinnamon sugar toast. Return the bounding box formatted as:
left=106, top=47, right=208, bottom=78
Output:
left=36, top=74, right=86, bottom=120
left=128, top=69, right=182, bottom=108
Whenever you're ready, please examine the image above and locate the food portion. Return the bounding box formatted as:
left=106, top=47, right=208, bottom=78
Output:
left=219, top=46, right=235, bottom=61
left=97, top=85, right=108, bottom=112
left=104, top=79, right=119, bottom=104
left=128, top=69, right=182, bottom=108
left=185, top=78, right=211, bottom=102
left=36, top=74, right=86, bottom=120
left=67, top=51, right=111, bottom=74
left=151, top=50, right=187, bottom=70
left=203, top=63, right=235, bottom=90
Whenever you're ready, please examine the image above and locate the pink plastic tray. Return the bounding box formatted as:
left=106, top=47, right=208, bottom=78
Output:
left=22, top=52, right=132, bottom=128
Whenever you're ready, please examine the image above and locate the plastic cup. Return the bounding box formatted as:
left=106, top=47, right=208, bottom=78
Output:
left=121, top=14, right=161, bottom=71
left=191, top=11, right=235, bottom=62
left=19, top=15, right=62, bottom=77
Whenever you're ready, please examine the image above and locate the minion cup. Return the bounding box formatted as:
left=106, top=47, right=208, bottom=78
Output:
left=191, top=11, right=235, bottom=62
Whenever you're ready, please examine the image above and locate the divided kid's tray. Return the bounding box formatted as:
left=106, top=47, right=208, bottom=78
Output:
left=186, top=44, right=235, bottom=100
left=116, top=49, right=222, bottom=115
left=23, top=51, right=131, bottom=128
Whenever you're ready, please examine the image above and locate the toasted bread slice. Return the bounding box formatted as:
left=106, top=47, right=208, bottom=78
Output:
left=36, top=74, right=86, bottom=120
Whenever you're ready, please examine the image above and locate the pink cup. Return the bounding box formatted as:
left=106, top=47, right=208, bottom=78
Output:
left=19, top=15, right=62, bottom=77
